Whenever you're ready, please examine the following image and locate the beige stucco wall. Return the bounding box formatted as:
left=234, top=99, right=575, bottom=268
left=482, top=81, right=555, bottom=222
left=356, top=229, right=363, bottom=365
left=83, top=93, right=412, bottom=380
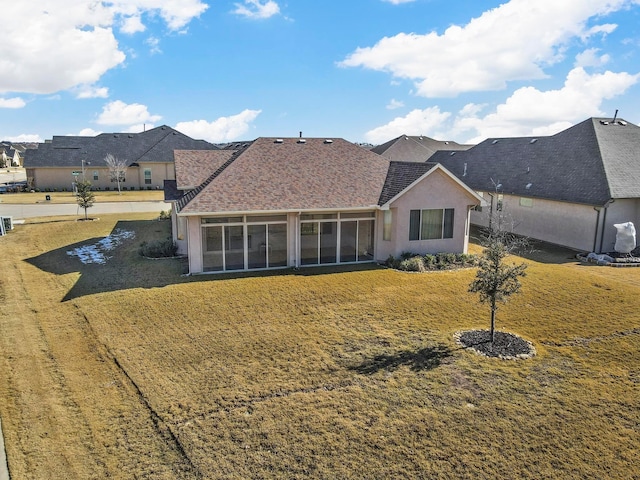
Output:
left=471, top=194, right=640, bottom=253
left=29, top=163, right=175, bottom=190
left=376, top=169, right=477, bottom=260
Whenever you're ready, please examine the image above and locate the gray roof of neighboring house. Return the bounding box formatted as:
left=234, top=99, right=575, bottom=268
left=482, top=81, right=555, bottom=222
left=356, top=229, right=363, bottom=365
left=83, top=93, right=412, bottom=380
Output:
left=431, top=117, right=640, bottom=206
left=24, top=125, right=217, bottom=168
left=175, top=137, right=393, bottom=214
left=378, top=162, right=438, bottom=205
left=371, top=135, right=473, bottom=163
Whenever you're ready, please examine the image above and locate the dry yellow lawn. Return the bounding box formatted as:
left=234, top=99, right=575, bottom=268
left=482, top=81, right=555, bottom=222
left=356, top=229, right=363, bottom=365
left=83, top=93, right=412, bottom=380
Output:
left=0, top=214, right=638, bottom=479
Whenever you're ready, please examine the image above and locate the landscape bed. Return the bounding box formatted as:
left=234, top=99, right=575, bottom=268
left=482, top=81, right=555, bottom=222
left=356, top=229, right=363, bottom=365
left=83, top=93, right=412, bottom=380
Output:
left=0, top=213, right=638, bottom=479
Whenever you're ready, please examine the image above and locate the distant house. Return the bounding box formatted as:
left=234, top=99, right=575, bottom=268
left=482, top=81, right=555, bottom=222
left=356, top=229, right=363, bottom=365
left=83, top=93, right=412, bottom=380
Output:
left=0, top=142, right=29, bottom=167
left=165, top=137, right=484, bottom=274
left=23, top=126, right=217, bottom=190
left=431, top=117, right=640, bottom=253
left=371, top=135, right=473, bottom=162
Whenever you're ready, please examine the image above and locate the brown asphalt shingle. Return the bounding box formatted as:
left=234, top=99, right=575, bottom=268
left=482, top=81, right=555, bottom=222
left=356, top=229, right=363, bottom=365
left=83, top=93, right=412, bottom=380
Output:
left=174, top=150, right=236, bottom=189
left=177, top=137, right=392, bottom=214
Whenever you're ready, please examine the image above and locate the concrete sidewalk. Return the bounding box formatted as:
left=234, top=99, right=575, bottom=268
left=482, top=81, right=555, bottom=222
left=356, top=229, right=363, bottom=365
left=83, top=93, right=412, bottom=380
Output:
left=0, top=201, right=171, bottom=219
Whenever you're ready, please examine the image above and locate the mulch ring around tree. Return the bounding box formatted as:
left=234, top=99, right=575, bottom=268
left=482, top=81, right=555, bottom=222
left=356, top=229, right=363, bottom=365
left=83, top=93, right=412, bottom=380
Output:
left=454, top=330, right=536, bottom=360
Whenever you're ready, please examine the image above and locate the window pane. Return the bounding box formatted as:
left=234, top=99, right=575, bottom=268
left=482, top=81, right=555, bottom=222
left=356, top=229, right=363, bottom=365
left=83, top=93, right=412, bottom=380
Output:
left=202, top=226, right=223, bottom=272
left=268, top=224, right=288, bottom=267
left=320, top=221, right=337, bottom=264
left=300, top=213, right=337, bottom=220
left=443, top=208, right=454, bottom=239
left=202, top=217, right=243, bottom=224
left=225, top=225, right=245, bottom=270
left=246, top=215, right=287, bottom=223
left=341, top=211, right=375, bottom=219
left=409, top=210, right=421, bottom=241
left=340, top=221, right=357, bottom=262
left=357, top=220, right=374, bottom=261
left=248, top=224, right=267, bottom=269
left=421, top=209, right=443, bottom=240
left=383, top=210, right=392, bottom=241
left=300, top=222, right=319, bottom=265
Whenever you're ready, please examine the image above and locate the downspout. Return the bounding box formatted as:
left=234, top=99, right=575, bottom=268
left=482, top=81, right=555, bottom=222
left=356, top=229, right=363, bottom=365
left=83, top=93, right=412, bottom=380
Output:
left=592, top=207, right=601, bottom=253
left=598, top=199, right=614, bottom=253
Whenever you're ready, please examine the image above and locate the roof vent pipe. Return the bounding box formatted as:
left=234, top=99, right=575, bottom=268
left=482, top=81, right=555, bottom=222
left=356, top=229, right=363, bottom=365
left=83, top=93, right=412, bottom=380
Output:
left=612, top=109, right=618, bottom=123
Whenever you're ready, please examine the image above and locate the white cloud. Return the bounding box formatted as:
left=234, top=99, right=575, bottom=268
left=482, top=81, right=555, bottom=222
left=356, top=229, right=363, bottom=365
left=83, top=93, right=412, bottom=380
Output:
left=75, top=85, right=110, bottom=99
left=386, top=99, right=404, bottom=110
left=452, top=67, right=640, bottom=142
left=175, top=109, right=262, bottom=142
left=145, top=36, right=162, bottom=55
left=126, top=124, right=156, bottom=133
left=341, top=0, right=631, bottom=97
left=575, top=48, right=610, bottom=67
left=78, top=128, right=103, bottom=136
left=3, top=134, right=42, bottom=143
left=0, top=0, right=207, bottom=95
left=0, top=97, right=26, bottom=109
left=233, top=0, right=280, bottom=19
left=365, top=68, right=640, bottom=144
left=364, top=107, right=451, bottom=144
left=97, top=100, right=162, bottom=126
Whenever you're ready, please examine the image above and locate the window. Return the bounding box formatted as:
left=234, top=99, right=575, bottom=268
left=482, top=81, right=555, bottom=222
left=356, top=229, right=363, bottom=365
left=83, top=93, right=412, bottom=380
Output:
left=93, top=171, right=99, bottom=181
left=409, top=209, right=454, bottom=241
left=144, top=168, right=152, bottom=185
left=383, top=210, right=392, bottom=241
left=520, top=197, right=533, bottom=207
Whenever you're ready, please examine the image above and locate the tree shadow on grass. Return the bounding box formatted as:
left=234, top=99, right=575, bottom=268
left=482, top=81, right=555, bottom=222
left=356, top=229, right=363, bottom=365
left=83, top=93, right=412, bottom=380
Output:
left=349, top=344, right=453, bottom=374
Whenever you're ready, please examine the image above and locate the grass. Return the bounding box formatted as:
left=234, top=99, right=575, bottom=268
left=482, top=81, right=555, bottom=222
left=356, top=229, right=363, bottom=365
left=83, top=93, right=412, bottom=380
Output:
left=0, top=214, right=638, bottom=479
left=0, top=189, right=164, bottom=204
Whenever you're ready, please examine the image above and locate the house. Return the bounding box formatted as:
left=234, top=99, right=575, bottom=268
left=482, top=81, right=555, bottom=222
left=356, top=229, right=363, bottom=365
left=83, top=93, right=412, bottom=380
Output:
left=1, top=142, right=31, bottom=167
left=371, top=134, right=473, bottom=162
left=165, top=137, right=484, bottom=274
left=430, top=117, right=640, bottom=253
left=23, top=126, right=217, bottom=191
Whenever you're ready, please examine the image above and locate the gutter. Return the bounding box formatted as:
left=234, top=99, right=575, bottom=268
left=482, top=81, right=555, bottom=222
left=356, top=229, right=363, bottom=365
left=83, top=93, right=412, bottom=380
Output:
left=598, top=199, right=615, bottom=253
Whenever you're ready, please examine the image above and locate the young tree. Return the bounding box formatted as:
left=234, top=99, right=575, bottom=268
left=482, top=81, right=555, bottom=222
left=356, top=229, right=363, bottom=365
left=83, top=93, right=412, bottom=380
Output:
left=76, top=180, right=95, bottom=220
left=104, top=153, right=127, bottom=194
left=469, top=207, right=528, bottom=344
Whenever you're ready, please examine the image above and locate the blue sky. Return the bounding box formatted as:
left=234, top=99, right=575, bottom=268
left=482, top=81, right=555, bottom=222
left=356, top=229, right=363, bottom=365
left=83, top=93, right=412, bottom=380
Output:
left=2, top=0, right=640, bottom=144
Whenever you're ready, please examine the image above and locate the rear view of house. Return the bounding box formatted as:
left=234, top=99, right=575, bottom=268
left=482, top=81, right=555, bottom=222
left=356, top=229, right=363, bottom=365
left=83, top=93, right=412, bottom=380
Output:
left=165, top=137, right=483, bottom=274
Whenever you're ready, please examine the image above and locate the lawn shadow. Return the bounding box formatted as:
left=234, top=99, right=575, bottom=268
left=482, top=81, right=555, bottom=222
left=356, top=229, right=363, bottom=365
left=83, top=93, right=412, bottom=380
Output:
left=25, top=219, right=188, bottom=301
left=349, top=344, right=453, bottom=374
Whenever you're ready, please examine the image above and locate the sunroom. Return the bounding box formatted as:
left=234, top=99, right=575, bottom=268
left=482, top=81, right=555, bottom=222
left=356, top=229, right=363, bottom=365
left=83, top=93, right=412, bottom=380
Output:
left=198, top=211, right=377, bottom=273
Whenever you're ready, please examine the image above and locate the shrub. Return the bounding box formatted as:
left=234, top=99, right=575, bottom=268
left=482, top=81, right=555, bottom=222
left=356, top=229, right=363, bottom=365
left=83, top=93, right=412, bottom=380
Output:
left=399, top=256, right=426, bottom=272
left=138, top=238, right=178, bottom=258
left=159, top=210, right=171, bottom=220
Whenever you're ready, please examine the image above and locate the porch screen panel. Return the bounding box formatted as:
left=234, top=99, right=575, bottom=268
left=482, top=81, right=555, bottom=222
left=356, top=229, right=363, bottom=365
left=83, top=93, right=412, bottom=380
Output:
left=248, top=224, right=267, bottom=269
left=421, top=209, right=443, bottom=240
left=357, top=220, right=374, bottom=261
left=203, top=226, right=223, bottom=272
left=300, top=222, right=319, bottom=265
left=225, top=225, right=245, bottom=270
left=443, top=208, right=455, bottom=239
left=340, top=221, right=357, bottom=262
left=320, top=221, right=338, bottom=264
left=268, top=224, right=288, bottom=267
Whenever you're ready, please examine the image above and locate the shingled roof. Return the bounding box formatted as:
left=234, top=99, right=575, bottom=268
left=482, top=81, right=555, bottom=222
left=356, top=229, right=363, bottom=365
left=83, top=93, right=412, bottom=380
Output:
left=378, top=161, right=438, bottom=205
left=431, top=117, right=640, bottom=206
left=175, top=137, right=392, bottom=215
left=371, top=135, right=472, bottom=163
left=24, top=125, right=217, bottom=168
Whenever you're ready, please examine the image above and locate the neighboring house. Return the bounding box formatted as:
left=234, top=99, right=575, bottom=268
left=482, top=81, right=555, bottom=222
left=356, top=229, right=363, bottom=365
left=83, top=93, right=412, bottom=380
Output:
left=23, top=126, right=217, bottom=190
left=371, top=134, right=473, bottom=162
left=1, top=142, right=29, bottom=167
left=431, top=117, right=640, bottom=253
left=165, top=137, right=484, bottom=274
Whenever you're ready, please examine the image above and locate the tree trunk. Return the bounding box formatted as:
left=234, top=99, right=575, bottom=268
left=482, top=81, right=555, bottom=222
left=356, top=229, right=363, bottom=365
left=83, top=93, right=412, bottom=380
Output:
left=490, top=301, right=496, bottom=344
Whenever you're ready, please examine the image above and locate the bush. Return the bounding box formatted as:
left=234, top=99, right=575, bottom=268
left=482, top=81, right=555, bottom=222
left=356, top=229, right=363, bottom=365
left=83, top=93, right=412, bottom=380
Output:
left=387, top=252, right=479, bottom=272
left=159, top=210, right=171, bottom=220
left=138, top=238, right=178, bottom=258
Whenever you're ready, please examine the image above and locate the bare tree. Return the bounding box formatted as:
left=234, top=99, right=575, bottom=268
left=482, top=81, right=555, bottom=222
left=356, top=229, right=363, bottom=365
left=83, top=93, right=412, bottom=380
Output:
left=104, top=153, right=127, bottom=194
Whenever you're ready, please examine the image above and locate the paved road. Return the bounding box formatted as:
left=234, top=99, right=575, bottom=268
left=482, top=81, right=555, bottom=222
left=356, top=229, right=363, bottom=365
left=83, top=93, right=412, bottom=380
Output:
left=0, top=201, right=171, bottom=219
